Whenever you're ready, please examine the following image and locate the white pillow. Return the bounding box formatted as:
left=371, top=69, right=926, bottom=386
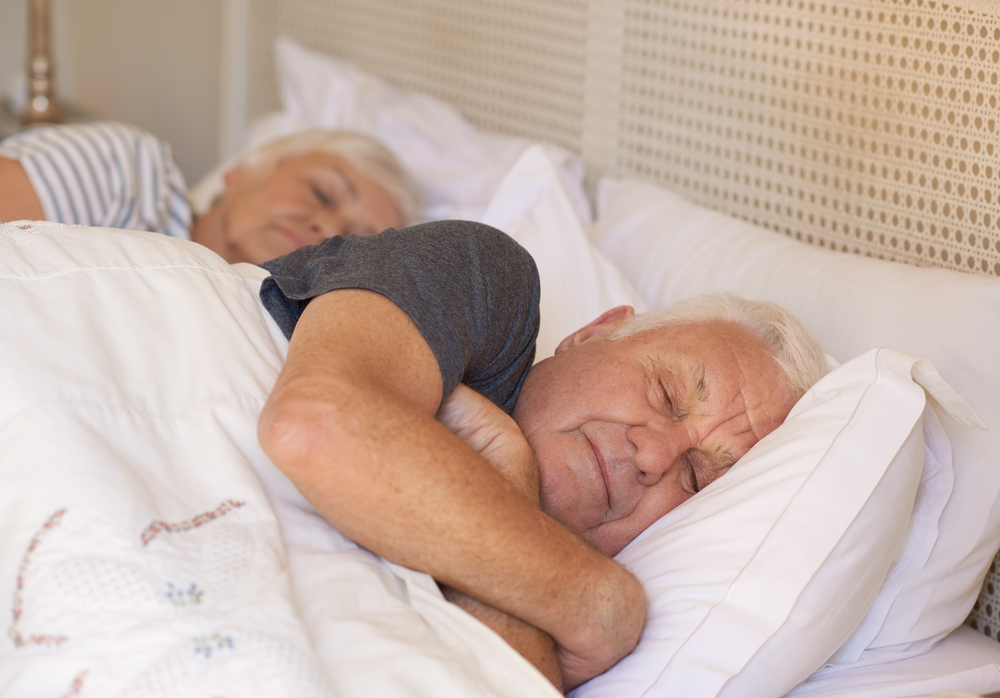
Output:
left=479, top=145, right=647, bottom=361
left=786, top=625, right=1000, bottom=698
left=192, top=38, right=592, bottom=227
left=275, top=37, right=523, bottom=218
left=592, top=178, right=1000, bottom=666
left=572, top=349, right=979, bottom=698
left=266, top=38, right=592, bottom=225
left=592, top=179, right=1000, bottom=668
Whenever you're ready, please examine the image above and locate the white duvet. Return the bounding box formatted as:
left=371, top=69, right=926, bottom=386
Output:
left=0, top=221, right=559, bottom=698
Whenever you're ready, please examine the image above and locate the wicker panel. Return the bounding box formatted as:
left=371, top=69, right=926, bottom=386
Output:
left=969, top=556, right=1000, bottom=641
left=244, top=0, right=589, bottom=153
left=246, top=0, right=281, bottom=121
left=244, top=0, right=1000, bottom=273
left=609, top=0, right=1000, bottom=274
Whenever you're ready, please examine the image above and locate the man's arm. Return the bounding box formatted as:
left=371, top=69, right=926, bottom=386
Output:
left=441, top=586, right=563, bottom=687
left=258, top=288, right=646, bottom=687
left=436, top=384, right=561, bottom=689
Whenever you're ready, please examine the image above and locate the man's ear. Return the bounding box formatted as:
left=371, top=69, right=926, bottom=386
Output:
left=555, top=305, right=635, bottom=354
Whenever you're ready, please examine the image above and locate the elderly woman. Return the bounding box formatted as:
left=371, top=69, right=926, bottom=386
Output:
left=0, top=121, right=422, bottom=264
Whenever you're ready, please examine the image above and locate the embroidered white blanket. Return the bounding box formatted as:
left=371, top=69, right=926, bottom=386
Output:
left=0, top=222, right=557, bottom=698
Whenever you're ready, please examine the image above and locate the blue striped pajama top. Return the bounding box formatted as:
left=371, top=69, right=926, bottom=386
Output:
left=0, top=121, right=192, bottom=238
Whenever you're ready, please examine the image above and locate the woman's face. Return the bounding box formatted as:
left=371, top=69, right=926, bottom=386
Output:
left=206, top=150, right=404, bottom=264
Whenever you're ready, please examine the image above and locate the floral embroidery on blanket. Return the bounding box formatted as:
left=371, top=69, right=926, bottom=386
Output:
left=9, top=509, right=68, bottom=649
left=140, top=500, right=246, bottom=546
left=61, top=670, right=88, bottom=698
left=5, top=500, right=334, bottom=693
left=193, top=632, right=235, bottom=659
left=0, top=221, right=45, bottom=243
left=166, top=581, right=205, bottom=606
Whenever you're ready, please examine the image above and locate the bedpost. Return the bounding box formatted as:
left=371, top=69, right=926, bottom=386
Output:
left=22, top=0, right=60, bottom=125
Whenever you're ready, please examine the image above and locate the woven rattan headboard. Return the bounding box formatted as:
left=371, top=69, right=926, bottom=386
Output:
left=244, top=0, right=1000, bottom=277
left=240, top=0, right=1000, bottom=642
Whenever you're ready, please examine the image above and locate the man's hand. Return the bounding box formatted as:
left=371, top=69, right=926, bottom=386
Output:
left=436, top=385, right=538, bottom=503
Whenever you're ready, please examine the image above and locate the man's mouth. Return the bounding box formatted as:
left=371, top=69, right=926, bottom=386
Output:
left=584, top=433, right=611, bottom=508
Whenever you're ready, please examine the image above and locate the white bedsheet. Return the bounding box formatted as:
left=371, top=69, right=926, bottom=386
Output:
left=785, top=625, right=1000, bottom=698
left=0, top=221, right=558, bottom=698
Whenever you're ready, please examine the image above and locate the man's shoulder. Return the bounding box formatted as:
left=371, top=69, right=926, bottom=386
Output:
left=261, top=221, right=538, bottom=297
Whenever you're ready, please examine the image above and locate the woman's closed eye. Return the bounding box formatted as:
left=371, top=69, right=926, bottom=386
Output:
left=313, top=186, right=336, bottom=208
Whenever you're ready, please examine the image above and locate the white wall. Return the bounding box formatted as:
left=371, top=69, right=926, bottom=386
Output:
left=0, top=0, right=29, bottom=112
left=0, top=0, right=226, bottom=184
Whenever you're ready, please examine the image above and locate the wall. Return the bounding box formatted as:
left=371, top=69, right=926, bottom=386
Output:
left=0, top=0, right=225, bottom=184
left=0, top=0, right=29, bottom=119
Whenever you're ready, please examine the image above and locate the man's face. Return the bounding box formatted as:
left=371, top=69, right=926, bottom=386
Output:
left=513, top=319, right=797, bottom=557
left=213, top=151, right=403, bottom=264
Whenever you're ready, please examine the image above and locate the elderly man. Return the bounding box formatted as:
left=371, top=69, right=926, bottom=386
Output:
left=256, top=220, right=826, bottom=692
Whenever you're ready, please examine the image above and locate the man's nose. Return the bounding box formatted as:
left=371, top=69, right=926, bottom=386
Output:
left=627, top=422, right=690, bottom=486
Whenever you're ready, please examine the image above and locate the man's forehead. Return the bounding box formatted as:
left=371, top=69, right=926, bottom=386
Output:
left=645, top=322, right=785, bottom=438
left=643, top=319, right=752, bottom=370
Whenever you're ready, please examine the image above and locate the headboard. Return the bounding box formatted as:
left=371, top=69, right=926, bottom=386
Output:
left=237, top=0, right=1000, bottom=642
left=242, top=0, right=1000, bottom=277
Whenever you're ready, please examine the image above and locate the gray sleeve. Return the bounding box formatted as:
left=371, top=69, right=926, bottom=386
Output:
left=259, top=220, right=540, bottom=414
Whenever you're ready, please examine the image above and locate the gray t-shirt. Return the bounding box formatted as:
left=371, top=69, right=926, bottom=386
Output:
left=259, top=221, right=540, bottom=414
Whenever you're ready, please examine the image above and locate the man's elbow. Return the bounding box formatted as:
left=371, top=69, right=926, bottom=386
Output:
left=559, top=562, right=648, bottom=690
left=258, top=390, right=336, bottom=479
left=591, top=566, right=647, bottom=663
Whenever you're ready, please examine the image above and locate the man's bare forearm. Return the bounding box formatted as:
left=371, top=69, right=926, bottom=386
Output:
left=441, top=585, right=563, bottom=690
left=436, top=385, right=564, bottom=690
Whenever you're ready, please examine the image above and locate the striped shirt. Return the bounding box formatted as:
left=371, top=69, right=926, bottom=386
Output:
left=0, top=121, right=192, bottom=238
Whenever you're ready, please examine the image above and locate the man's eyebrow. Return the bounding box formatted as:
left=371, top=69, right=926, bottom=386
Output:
left=694, top=364, right=709, bottom=403
left=716, top=449, right=738, bottom=469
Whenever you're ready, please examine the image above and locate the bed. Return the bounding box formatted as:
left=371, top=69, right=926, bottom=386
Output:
left=3, top=1, right=1000, bottom=696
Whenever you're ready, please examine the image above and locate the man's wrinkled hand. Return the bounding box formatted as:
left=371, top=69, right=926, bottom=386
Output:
left=437, top=384, right=539, bottom=503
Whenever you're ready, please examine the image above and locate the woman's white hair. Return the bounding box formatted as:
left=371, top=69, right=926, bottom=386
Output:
left=189, top=129, right=423, bottom=225
left=610, top=291, right=827, bottom=398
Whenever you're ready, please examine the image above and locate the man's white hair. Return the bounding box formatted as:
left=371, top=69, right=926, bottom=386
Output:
left=190, top=129, right=423, bottom=225
left=610, top=292, right=826, bottom=398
